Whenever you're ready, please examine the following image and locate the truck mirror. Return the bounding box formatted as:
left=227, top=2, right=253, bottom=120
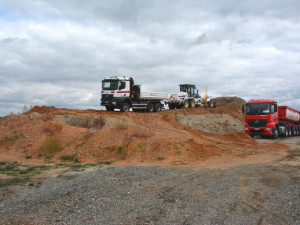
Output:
left=242, top=105, right=245, bottom=114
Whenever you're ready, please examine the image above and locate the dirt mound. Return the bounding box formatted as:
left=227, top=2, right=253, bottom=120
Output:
left=174, top=114, right=243, bottom=134
left=211, top=96, right=246, bottom=106
left=0, top=105, right=288, bottom=166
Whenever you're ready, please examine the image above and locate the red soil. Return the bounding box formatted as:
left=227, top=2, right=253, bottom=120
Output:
left=0, top=105, right=289, bottom=167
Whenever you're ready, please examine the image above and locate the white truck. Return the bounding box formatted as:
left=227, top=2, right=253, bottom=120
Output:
left=101, top=76, right=167, bottom=112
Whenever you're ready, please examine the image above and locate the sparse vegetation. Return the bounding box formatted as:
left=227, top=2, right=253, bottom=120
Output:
left=157, top=156, right=166, bottom=161
left=25, top=156, right=32, bottom=159
left=60, top=154, right=78, bottom=162
left=2, top=134, right=20, bottom=143
left=19, top=167, right=35, bottom=174
left=42, top=136, right=62, bottom=157
left=117, top=146, right=126, bottom=154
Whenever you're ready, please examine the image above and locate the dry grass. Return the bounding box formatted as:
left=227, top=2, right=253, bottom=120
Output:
left=42, top=136, right=62, bottom=157
left=132, top=126, right=154, bottom=138
left=115, top=120, right=129, bottom=130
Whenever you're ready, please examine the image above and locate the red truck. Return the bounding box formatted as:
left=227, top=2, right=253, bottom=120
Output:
left=243, top=99, right=300, bottom=139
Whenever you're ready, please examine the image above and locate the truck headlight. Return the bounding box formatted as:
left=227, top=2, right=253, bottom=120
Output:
left=266, top=128, right=271, bottom=131
left=245, top=127, right=248, bottom=131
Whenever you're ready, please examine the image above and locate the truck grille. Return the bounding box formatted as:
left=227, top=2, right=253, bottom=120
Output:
left=248, top=119, right=267, bottom=127
left=101, top=94, right=113, bottom=101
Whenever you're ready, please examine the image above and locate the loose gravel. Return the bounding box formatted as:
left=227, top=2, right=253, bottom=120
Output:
left=0, top=151, right=299, bottom=225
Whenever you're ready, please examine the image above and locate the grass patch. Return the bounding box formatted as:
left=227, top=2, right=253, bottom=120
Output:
left=98, top=160, right=113, bottom=165
left=0, top=165, right=14, bottom=172
left=0, top=177, right=29, bottom=187
left=39, top=165, right=50, bottom=170
left=157, top=157, right=166, bottom=161
left=117, top=146, right=126, bottom=154
left=4, top=134, right=20, bottom=142
left=138, top=143, right=146, bottom=152
left=19, top=167, right=35, bottom=174
left=25, top=156, right=32, bottom=159
left=42, top=136, right=62, bottom=157
left=60, top=154, right=78, bottom=162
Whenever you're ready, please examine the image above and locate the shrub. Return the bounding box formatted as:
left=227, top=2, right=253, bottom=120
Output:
left=42, top=136, right=62, bottom=157
left=117, top=146, right=126, bottom=154
left=60, top=154, right=78, bottom=162
left=157, top=157, right=166, bottom=161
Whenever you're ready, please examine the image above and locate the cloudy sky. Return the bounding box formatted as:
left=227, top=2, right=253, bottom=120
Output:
left=0, top=0, right=300, bottom=116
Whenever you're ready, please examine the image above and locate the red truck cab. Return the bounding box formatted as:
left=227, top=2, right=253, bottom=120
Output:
left=243, top=99, right=279, bottom=138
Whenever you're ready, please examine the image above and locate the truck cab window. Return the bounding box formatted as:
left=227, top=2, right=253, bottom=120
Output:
left=119, top=82, right=126, bottom=90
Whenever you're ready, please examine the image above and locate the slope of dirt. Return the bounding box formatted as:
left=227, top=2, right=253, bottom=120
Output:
left=0, top=105, right=288, bottom=166
left=173, top=114, right=243, bottom=134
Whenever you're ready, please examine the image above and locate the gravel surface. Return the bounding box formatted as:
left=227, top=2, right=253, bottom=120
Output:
left=1, top=147, right=299, bottom=225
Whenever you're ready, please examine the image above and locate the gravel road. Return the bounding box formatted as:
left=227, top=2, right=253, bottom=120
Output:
left=0, top=138, right=299, bottom=225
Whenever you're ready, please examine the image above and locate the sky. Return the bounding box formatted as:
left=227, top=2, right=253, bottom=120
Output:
left=0, top=0, right=300, bottom=116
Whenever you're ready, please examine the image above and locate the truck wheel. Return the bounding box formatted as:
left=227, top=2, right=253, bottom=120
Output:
left=154, top=103, right=162, bottom=112
left=291, top=126, right=295, bottom=136
left=147, top=103, right=154, bottom=113
left=272, top=127, right=278, bottom=139
left=183, top=100, right=189, bottom=108
left=169, top=104, right=175, bottom=110
left=288, top=126, right=292, bottom=137
left=189, top=100, right=195, bottom=108
left=284, top=126, right=289, bottom=137
left=106, top=106, right=114, bottom=111
left=121, top=103, right=130, bottom=112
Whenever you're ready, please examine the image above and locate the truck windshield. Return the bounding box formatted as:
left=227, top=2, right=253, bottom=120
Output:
left=246, top=103, right=271, bottom=115
left=102, top=81, right=119, bottom=90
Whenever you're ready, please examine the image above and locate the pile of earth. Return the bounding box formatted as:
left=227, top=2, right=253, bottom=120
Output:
left=211, top=96, right=246, bottom=106
left=0, top=103, right=288, bottom=167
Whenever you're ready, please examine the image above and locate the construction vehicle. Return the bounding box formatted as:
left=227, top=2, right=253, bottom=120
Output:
left=165, top=84, right=216, bottom=109
left=101, top=76, right=167, bottom=112
left=242, top=99, right=300, bottom=139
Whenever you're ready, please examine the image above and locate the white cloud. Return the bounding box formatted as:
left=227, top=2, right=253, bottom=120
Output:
left=0, top=0, right=299, bottom=116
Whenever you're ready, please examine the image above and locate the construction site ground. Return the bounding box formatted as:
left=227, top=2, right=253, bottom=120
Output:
left=0, top=103, right=299, bottom=224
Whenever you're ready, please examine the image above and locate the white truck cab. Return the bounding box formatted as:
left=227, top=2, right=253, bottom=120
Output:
left=101, top=76, right=167, bottom=112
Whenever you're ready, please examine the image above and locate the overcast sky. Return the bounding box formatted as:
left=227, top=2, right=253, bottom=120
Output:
left=0, top=0, right=300, bottom=116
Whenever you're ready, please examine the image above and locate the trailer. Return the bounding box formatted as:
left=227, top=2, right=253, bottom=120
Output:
left=101, top=76, right=167, bottom=112
left=243, top=99, right=300, bottom=139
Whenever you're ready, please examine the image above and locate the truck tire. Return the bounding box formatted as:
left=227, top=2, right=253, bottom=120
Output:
left=283, top=126, right=289, bottom=137
left=154, top=103, right=162, bottom=112
left=272, top=127, right=279, bottom=139
left=291, top=126, right=295, bottom=136
left=121, top=103, right=130, bottom=112
left=169, top=104, right=175, bottom=110
left=147, top=103, right=154, bottom=113
left=106, top=106, right=114, bottom=111
left=189, top=100, right=195, bottom=108
left=288, top=126, right=292, bottom=137
left=183, top=100, right=189, bottom=109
